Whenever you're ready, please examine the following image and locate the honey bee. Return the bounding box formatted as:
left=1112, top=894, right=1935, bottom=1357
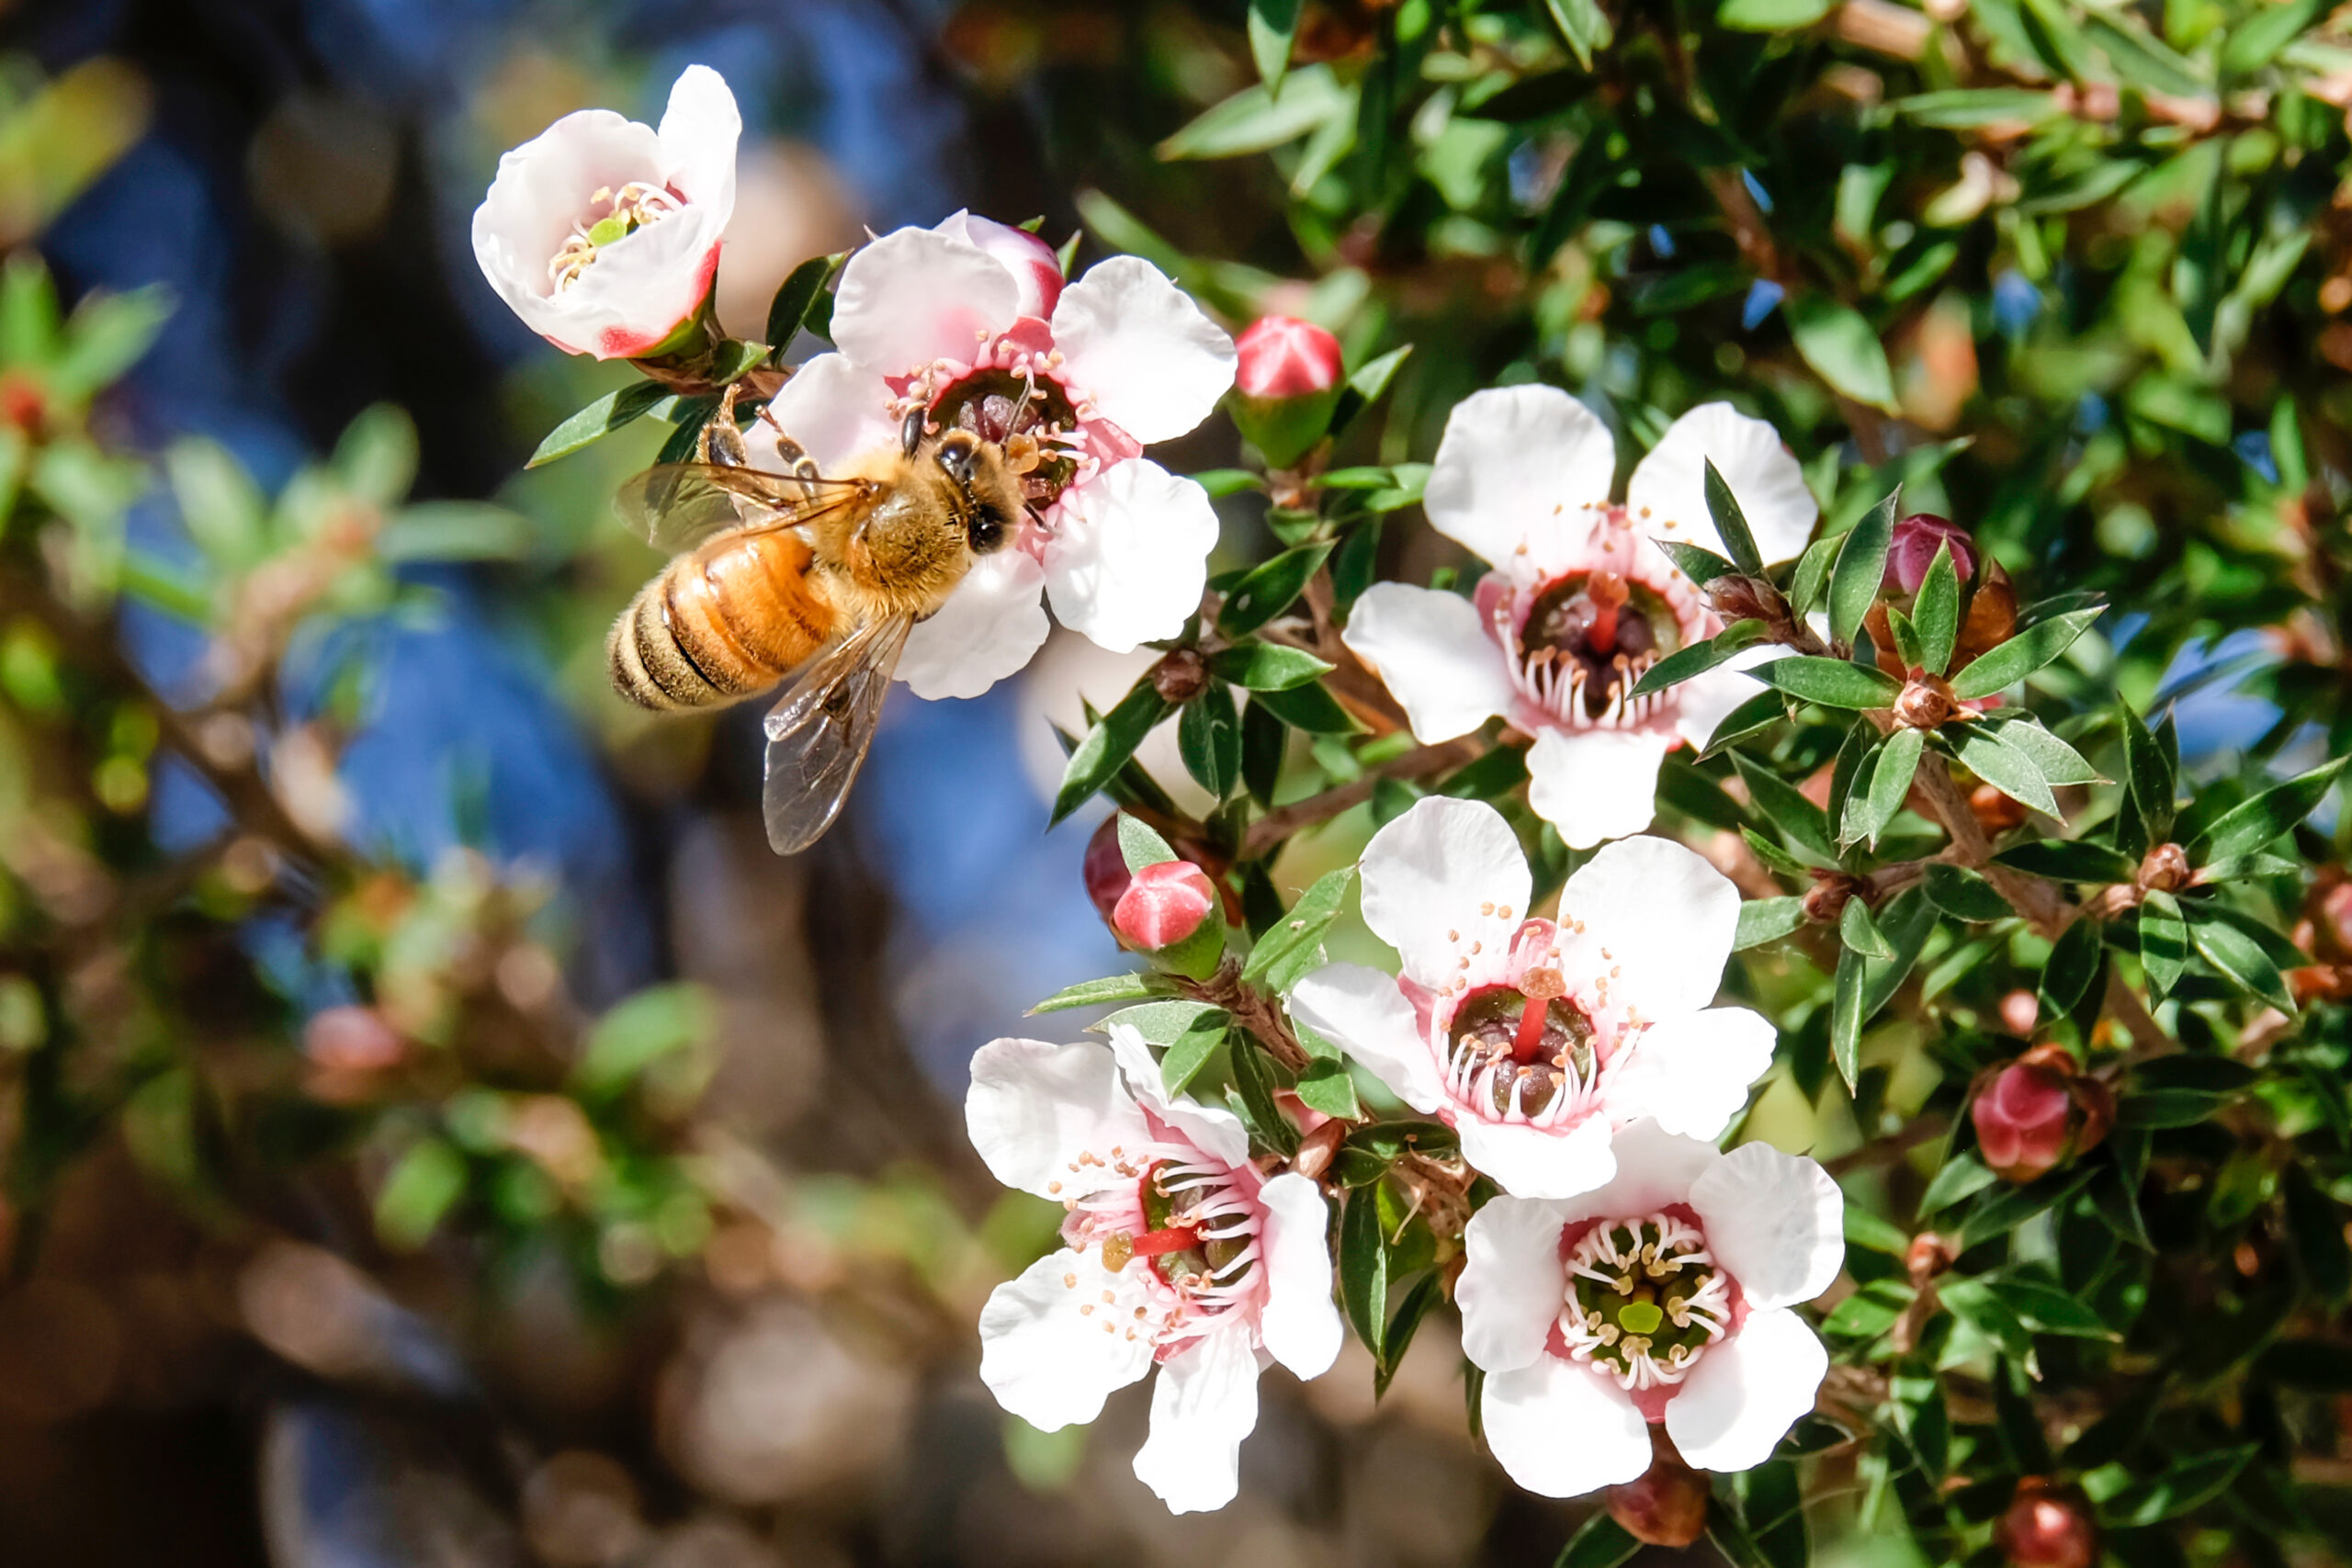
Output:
left=609, top=391, right=1035, bottom=852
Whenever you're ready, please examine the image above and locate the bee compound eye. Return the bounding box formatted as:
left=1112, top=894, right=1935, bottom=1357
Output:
left=934, top=434, right=979, bottom=483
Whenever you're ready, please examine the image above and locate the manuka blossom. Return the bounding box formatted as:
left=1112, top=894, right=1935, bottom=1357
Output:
left=1458, top=1121, right=1842, bottom=1498
left=472, top=65, right=740, bottom=360
left=758, top=214, right=1237, bottom=699
left=1342, top=387, right=1817, bottom=847
left=1287, top=796, right=1773, bottom=1200
left=967, top=1025, right=1340, bottom=1515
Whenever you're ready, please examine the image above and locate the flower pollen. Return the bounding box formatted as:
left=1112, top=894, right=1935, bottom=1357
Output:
left=1504, top=558, right=1686, bottom=727
left=1063, top=1145, right=1263, bottom=1357
left=548, top=182, right=684, bottom=292
left=1560, top=1211, right=1732, bottom=1391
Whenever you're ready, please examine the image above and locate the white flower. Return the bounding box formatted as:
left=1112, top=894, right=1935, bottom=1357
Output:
left=1287, top=796, right=1773, bottom=1200
left=1343, top=388, right=1816, bottom=847
left=967, top=1025, right=1340, bottom=1515
left=758, top=214, right=1236, bottom=699
left=1457, top=1121, right=1842, bottom=1497
left=472, top=65, right=740, bottom=360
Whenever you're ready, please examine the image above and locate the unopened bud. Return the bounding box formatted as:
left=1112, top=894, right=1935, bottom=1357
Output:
left=1702, top=572, right=1783, bottom=628
left=1973, top=783, right=2030, bottom=835
left=1292, top=1118, right=1348, bottom=1182
left=1152, top=647, right=1210, bottom=705
left=1973, top=1045, right=2093, bottom=1183
left=1083, top=816, right=1132, bottom=926
left=1804, top=874, right=1862, bottom=925
left=1905, top=1231, right=1957, bottom=1282
left=1886, top=513, right=1976, bottom=595
left=1954, top=570, right=2019, bottom=668
left=1606, top=1428, right=1709, bottom=1546
left=1894, top=673, right=1959, bottom=728
left=2136, top=843, right=2189, bottom=893
left=304, top=1006, right=403, bottom=1073
left=2322, top=881, right=2352, bottom=955
left=1996, top=1479, right=2098, bottom=1568
left=1114, top=860, right=1217, bottom=952
left=1228, top=315, right=1345, bottom=468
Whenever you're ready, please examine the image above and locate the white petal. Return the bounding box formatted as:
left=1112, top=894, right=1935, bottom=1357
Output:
left=1602, top=1007, right=1776, bottom=1141
left=1552, top=1119, right=1718, bottom=1225
left=1051, top=257, right=1237, bottom=445
left=1525, top=728, right=1674, bottom=851
left=978, top=1247, right=1156, bottom=1430
left=1557, top=833, right=1740, bottom=1024
left=1130, top=1322, right=1261, bottom=1515
left=1256, top=1173, right=1342, bottom=1380
left=1665, top=1307, right=1826, bottom=1472
left=1626, top=402, right=1818, bottom=568
left=654, top=65, right=741, bottom=211
left=1689, top=1143, right=1845, bottom=1309
left=897, top=549, right=1050, bottom=700
left=832, top=226, right=1021, bottom=372
left=1105, top=1022, right=1250, bottom=1169
left=1482, top=1357, right=1651, bottom=1499
left=934, top=210, right=1063, bottom=320
left=1456, top=1114, right=1618, bottom=1202
left=965, top=1037, right=1150, bottom=1201
left=1457, top=1196, right=1575, bottom=1372
left=1340, top=583, right=1513, bottom=744
left=754, top=353, right=900, bottom=470
left=1043, top=460, right=1218, bottom=654
left=1285, top=964, right=1445, bottom=1114
left=1359, top=796, right=1530, bottom=987
left=1424, top=386, right=1617, bottom=568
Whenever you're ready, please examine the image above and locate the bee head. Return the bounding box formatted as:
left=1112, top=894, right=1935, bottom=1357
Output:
left=933, top=430, right=1017, bottom=557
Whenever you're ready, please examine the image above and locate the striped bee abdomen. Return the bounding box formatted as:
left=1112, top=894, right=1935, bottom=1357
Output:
left=609, top=531, right=835, bottom=711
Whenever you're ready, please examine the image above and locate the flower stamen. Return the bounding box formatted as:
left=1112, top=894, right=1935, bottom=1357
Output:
left=548, top=182, right=685, bottom=292
left=1557, top=1212, right=1732, bottom=1392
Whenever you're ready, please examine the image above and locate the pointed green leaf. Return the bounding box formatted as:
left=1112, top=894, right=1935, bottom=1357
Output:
left=1886, top=606, right=1925, bottom=671
left=1923, top=863, right=2013, bottom=921
left=1053, top=681, right=1171, bottom=825
left=1628, top=618, right=1768, bottom=699
left=1841, top=897, right=1897, bottom=960
left=526, top=379, right=672, bottom=468
left=1206, top=643, right=1334, bottom=691
left=1117, top=814, right=1180, bottom=872
left=2186, top=903, right=2293, bottom=1010
left=764, top=251, right=844, bottom=353
left=1915, top=544, right=1961, bottom=673
left=1829, top=491, right=1897, bottom=648
left=1218, top=541, right=1334, bottom=637
left=1847, top=726, right=1924, bottom=847
left=1702, top=457, right=1766, bottom=577
left=1832, top=945, right=1866, bottom=1092
left=1787, top=535, right=1839, bottom=623
left=1949, top=607, right=2103, bottom=700
left=1656, top=538, right=1739, bottom=585
left=1736, top=896, right=1808, bottom=950
left=1178, top=685, right=1242, bottom=798
left=1788, top=295, right=1897, bottom=411
left=1753, top=656, right=1903, bottom=710
left=2188, top=757, right=2348, bottom=863
left=1954, top=724, right=2061, bottom=818
left=1241, top=867, right=1354, bottom=992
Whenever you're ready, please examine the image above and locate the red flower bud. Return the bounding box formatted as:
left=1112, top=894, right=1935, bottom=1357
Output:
left=1114, top=860, right=1217, bottom=951
left=1886, top=513, right=1976, bottom=595
left=1234, top=315, right=1343, bottom=399
left=1972, top=1053, right=2075, bottom=1182
left=1082, top=817, right=1132, bottom=927
left=1996, top=1479, right=2098, bottom=1568
left=1606, top=1428, right=1710, bottom=1546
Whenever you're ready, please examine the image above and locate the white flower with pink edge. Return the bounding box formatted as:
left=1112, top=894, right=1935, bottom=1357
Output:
left=1343, top=387, right=1817, bottom=847
left=471, top=65, right=740, bottom=360
left=1459, top=1121, right=1841, bottom=1497
left=758, top=214, right=1237, bottom=700
left=1287, top=796, right=1773, bottom=1201
left=967, top=1024, right=1340, bottom=1516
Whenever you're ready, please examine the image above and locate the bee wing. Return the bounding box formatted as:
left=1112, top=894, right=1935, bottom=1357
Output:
left=760, top=614, right=914, bottom=854
left=613, top=463, right=871, bottom=554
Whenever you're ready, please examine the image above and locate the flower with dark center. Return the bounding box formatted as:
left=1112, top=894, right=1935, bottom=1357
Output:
left=1290, top=796, right=1777, bottom=1199
left=1457, top=1123, right=1843, bottom=1499
left=1341, top=387, right=1817, bottom=847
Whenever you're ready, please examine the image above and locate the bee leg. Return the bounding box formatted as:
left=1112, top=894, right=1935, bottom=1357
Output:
left=702, top=383, right=752, bottom=468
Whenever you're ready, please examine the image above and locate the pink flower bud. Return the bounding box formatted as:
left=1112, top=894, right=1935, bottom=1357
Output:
left=1114, top=860, right=1216, bottom=951
left=1996, top=1480, right=2098, bottom=1568
left=939, top=211, right=1063, bottom=321
left=1082, top=816, right=1132, bottom=927
left=1235, top=315, right=1343, bottom=400
left=1886, top=513, right=1977, bottom=595
left=1972, top=1055, right=2075, bottom=1182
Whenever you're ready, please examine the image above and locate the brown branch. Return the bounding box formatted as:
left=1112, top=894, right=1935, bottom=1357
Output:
left=1239, top=736, right=1485, bottom=860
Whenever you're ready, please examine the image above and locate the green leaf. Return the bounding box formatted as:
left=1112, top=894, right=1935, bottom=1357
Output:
left=1959, top=1168, right=2095, bottom=1251
left=1886, top=606, right=1925, bottom=671
left=1029, top=972, right=1179, bottom=1012
left=1178, top=685, right=1241, bottom=798
left=1919, top=1152, right=1997, bottom=1213
left=377, top=502, right=533, bottom=562
left=1986, top=719, right=2102, bottom=786
left=1730, top=750, right=1837, bottom=861
left=1539, top=0, right=1613, bottom=68
left=1914, top=544, right=1961, bottom=673
left=1720, top=0, right=1834, bottom=28
left=2188, top=757, right=2348, bottom=863
left=1787, top=295, right=1897, bottom=412
left=51, top=284, right=172, bottom=399
left=1241, top=698, right=1287, bottom=806
left=1954, top=724, right=2061, bottom=818
left=1627, top=618, right=1768, bottom=699
left=1240, top=867, right=1355, bottom=993
left=1703, top=458, right=1766, bottom=577
left=2098, top=1446, right=2259, bottom=1527
left=2039, top=916, right=2103, bottom=1019
left=1554, top=1512, right=1643, bottom=1568
left=1923, top=863, right=2012, bottom=921
left=2084, top=13, right=2209, bottom=98
left=1894, top=88, right=2064, bottom=128
left=1339, top=1184, right=1389, bottom=1355
left=1052, top=680, right=1170, bottom=825
left=1847, top=726, right=1924, bottom=847
left=1247, top=0, right=1301, bottom=88
left=1158, top=1011, right=1231, bottom=1094
left=1949, top=607, right=2103, bottom=700
left=1752, top=657, right=1902, bottom=710
left=1787, top=535, right=1838, bottom=622
left=576, top=983, right=715, bottom=1096
left=1219, top=542, right=1333, bottom=637
left=1206, top=643, right=1334, bottom=691
left=1841, top=897, right=1897, bottom=960
left=1861, top=886, right=1938, bottom=1016
left=526, top=379, right=672, bottom=468
left=1328, top=344, right=1412, bottom=435
left=1735, top=896, right=1808, bottom=950
left=2185, top=903, right=2293, bottom=1010
left=1995, top=839, right=2137, bottom=882
left=1374, top=1270, right=1442, bottom=1397
left=1158, top=64, right=1351, bottom=159
left=1655, top=538, right=1741, bottom=587
left=1226, top=1034, right=1299, bottom=1155
left=1250, top=679, right=1363, bottom=734
left=1985, top=1270, right=2120, bottom=1339
left=2120, top=704, right=2177, bottom=846
left=1117, top=814, right=1180, bottom=873
left=2222, top=0, right=2325, bottom=76
left=1293, top=1022, right=1362, bottom=1119
left=1702, top=689, right=1789, bottom=759
left=1829, top=491, right=1897, bottom=648
left=1095, top=999, right=1222, bottom=1045
left=1832, top=945, right=1865, bottom=1092
left=374, top=1138, right=468, bottom=1251
left=764, top=251, right=843, bottom=353
left=2139, top=890, right=2188, bottom=998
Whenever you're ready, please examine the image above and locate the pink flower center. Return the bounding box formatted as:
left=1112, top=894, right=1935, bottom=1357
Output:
left=1510, top=568, right=1682, bottom=725
left=1444, top=983, right=1598, bottom=1121
left=1059, top=1134, right=1265, bottom=1359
